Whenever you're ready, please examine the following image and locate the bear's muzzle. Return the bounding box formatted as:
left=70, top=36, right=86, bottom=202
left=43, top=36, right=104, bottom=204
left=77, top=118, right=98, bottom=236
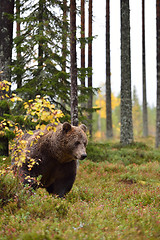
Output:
left=80, top=154, right=87, bottom=160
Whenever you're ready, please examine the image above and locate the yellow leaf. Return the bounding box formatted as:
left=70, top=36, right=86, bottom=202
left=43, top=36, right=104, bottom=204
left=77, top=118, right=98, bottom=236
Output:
left=36, top=124, right=40, bottom=130
left=10, top=98, right=15, bottom=102
left=39, top=124, right=46, bottom=130
left=27, top=130, right=34, bottom=135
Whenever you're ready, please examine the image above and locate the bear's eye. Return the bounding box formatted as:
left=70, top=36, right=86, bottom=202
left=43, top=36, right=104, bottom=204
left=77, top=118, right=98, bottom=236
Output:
left=75, top=141, right=80, bottom=146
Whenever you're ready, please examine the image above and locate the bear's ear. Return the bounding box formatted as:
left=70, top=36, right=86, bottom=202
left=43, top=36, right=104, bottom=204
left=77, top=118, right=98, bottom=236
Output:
left=63, top=122, right=72, bottom=133
left=80, top=124, right=87, bottom=133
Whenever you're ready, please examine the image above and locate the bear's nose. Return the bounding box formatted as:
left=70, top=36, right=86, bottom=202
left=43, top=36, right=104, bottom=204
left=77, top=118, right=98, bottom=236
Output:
left=80, top=154, right=87, bottom=160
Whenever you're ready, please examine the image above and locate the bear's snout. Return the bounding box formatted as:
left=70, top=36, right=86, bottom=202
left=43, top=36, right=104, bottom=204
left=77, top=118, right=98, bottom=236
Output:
left=80, top=153, right=87, bottom=160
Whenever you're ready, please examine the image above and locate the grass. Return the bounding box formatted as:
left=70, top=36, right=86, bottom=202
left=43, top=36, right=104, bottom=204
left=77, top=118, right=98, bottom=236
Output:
left=0, top=139, right=160, bottom=239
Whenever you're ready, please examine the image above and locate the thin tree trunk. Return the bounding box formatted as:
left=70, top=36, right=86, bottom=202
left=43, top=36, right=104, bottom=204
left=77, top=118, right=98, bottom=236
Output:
left=62, top=0, right=67, bottom=74
left=0, top=0, right=14, bottom=82
left=88, top=0, right=93, bottom=137
left=38, top=0, right=44, bottom=69
left=120, top=0, right=133, bottom=145
left=70, top=0, right=78, bottom=126
left=81, top=0, right=85, bottom=88
left=16, top=0, right=22, bottom=88
left=61, top=0, right=68, bottom=107
left=106, top=0, right=113, bottom=138
left=142, top=0, right=148, bottom=137
left=156, top=0, right=160, bottom=147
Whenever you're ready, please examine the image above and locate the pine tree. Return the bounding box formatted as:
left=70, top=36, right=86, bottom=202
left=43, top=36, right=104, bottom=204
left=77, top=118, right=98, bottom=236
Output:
left=60, top=0, right=69, bottom=109
left=88, top=0, right=93, bottom=136
left=81, top=0, right=85, bottom=89
left=79, top=0, right=86, bottom=109
left=142, top=0, right=148, bottom=137
left=106, top=0, right=113, bottom=138
left=70, top=0, right=78, bottom=126
left=120, top=0, right=133, bottom=145
left=156, top=0, right=160, bottom=147
left=15, top=0, right=23, bottom=88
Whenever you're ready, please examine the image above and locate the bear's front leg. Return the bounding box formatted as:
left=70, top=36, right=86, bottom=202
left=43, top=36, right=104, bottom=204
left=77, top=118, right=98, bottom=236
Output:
left=46, top=174, right=76, bottom=198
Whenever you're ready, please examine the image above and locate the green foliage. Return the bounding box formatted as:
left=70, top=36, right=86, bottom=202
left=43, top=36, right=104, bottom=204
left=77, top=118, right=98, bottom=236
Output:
left=0, top=170, right=19, bottom=207
left=0, top=100, right=10, bottom=117
left=12, top=0, right=71, bottom=105
left=20, top=232, right=51, bottom=240
left=0, top=163, right=30, bottom=208
left=87, top=140, right=160, bottom=165
left=0, top=80, right=23, bottom=155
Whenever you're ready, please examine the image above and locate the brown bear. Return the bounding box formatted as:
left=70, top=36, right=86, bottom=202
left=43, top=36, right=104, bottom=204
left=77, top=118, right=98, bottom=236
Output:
left=12, top=122, right=88, bottom=197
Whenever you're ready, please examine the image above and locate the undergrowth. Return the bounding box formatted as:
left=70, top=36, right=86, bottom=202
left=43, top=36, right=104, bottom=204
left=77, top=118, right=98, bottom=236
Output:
left=0, top=140, right=160, bottom=239
left=87, top=140, right=160, bottom=165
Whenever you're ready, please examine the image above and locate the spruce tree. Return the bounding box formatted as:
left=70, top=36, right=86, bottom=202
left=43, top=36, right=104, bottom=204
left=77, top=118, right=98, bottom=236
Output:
left=13, top=0, right=70, bottom=110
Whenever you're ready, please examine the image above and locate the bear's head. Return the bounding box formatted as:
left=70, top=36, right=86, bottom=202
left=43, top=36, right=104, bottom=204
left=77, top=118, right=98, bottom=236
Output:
left=55, top=122, right=88, bottom=163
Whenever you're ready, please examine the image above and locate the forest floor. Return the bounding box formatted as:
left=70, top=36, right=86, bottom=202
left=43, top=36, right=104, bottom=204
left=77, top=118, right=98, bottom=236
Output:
left=0, top=137, right=160, bottom=240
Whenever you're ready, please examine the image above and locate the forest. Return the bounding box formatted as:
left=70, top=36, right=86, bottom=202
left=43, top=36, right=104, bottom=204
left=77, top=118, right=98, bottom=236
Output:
left=0, top=0, right=160, bottom=239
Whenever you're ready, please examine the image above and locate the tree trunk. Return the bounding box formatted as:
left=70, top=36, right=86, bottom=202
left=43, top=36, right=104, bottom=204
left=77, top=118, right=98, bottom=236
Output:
left=142, top=0, right=148, bottom=137
left=70, top=0, right=78, bottom=126
left=156, top=0, right=160, bottom=147
left=38, top=0, right=44, bottom=69
left=81, top=0, right=85, bottom=88
left=88, top=0, right=93, bottom=137
left=16, top=0, right=22, bottom=89
left=120, top=0, right=133, bottom=145
left=62, top=0, right=67, bottom=74
left=60, top=0, right=68, bottom=107
left=106, top=0, right=113, bottom=139
left=0, top=0, right=14, bottom=156
left=0, top=0, right=14, bottom=82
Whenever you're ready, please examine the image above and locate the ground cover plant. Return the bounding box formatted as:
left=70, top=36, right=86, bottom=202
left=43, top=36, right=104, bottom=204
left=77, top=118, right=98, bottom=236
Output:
left=0, top=139, right=160, bottom=239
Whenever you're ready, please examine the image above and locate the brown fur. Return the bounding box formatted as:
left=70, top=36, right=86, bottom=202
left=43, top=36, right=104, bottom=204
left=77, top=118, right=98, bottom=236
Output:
left=12, top=122, right=88, bottom=197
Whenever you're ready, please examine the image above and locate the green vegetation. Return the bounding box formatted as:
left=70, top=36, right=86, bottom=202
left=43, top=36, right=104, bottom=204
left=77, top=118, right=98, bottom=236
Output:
left=0, top=140, right=160, bottom=239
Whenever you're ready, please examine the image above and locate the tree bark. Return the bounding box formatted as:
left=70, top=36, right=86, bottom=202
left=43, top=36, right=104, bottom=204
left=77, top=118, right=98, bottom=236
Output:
left=0, top=0, right=14, bottom=156
left=81, top=0, right=85, bottom=88
left=156, top=0, right=160, bottom=147
left=88, top=0, right=93, bottom=137
left=120, top=0, right=133, bottom=145
left=142, top=0, right=148, bottom=137
left=16, top=0, right=22, bottom=88
left=38, top=0, right=44, bottom=69
left=0, top=0, right=14, bottom=82
left=106, top=0, right=113, bottom=139
left=70, top=0, right=78, bottom=126
left=62, top=0, right=67, bottom=74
